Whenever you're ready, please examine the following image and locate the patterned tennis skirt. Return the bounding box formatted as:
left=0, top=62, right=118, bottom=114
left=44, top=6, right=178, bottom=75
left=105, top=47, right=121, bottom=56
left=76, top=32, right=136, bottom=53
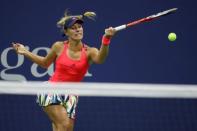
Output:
left=37, top=94, right=78, bottom=119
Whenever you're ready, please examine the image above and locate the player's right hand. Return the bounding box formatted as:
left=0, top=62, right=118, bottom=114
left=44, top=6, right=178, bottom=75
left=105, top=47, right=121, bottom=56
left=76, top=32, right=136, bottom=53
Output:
left=12, top=42, right=27, bottom=55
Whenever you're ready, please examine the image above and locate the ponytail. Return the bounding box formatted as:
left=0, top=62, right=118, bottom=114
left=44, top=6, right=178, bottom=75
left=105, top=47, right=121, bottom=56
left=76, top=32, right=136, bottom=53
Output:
left=83, top=11, right=96, bottom=20
left=57, top=10, right=96, bottom=29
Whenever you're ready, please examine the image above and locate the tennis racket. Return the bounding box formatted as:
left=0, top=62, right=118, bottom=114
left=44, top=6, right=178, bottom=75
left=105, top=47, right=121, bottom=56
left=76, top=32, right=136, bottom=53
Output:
left=114, top=8, right=178, bottom=31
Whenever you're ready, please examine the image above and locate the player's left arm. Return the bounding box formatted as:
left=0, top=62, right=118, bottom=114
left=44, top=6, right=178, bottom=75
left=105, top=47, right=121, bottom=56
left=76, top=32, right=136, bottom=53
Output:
left=89, top=27, right=116, bottom=64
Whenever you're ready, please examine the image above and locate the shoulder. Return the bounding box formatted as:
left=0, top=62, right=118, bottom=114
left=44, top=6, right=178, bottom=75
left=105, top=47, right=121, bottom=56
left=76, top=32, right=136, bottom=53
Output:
left=84, top=43, right=98, bottom=53
left=82, top=44, right=97, bottom=64
left=51, top=41, right=65, bottom=51
left=85, top=45, right=99, bottom=59
left=48, top=41, right=65, bottom=56
left=87, top=46, right=98, bottom=54
left=52, top=41, right=65, bottom=48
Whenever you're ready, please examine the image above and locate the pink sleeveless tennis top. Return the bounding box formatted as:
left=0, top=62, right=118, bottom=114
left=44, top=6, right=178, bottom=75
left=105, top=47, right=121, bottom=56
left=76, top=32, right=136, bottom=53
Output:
left=49, top=41, right=89, bottom=82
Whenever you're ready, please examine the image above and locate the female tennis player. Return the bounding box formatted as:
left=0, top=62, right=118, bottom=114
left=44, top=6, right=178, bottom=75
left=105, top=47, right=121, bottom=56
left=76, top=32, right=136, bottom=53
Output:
left=12, top=11, right=116, bottom=131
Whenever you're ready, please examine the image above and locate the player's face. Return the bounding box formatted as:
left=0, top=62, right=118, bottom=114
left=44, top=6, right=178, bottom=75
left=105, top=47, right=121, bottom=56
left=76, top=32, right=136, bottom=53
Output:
left=66, top=23, right=83, bottom=41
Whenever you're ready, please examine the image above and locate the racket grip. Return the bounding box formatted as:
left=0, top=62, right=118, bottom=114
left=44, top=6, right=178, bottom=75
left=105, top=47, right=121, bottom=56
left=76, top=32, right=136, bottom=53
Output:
left=114, top=25, right=126, bottom=31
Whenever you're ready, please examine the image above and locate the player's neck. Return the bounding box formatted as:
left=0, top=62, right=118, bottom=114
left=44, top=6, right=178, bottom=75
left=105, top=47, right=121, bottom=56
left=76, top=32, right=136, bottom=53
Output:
left=68, top=40, right=82, bottom=51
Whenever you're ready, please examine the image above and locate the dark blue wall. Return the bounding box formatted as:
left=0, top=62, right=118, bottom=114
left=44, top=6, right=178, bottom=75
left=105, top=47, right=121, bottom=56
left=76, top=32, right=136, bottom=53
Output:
left=1, top=0, right=197, bottom=131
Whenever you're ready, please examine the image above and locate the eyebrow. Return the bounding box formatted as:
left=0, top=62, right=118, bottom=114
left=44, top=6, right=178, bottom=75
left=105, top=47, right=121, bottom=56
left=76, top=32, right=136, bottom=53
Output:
left=70, top=24, right=82, bottom=28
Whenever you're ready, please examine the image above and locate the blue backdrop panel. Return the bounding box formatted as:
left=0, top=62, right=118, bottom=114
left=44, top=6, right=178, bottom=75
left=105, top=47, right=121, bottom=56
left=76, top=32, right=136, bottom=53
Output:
left=0, top=0, right=197, bottom=131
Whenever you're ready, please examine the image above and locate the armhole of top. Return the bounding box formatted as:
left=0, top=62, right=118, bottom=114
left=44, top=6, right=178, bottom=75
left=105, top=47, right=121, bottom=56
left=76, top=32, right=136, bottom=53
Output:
left=83, top=43, right=94, bottom=65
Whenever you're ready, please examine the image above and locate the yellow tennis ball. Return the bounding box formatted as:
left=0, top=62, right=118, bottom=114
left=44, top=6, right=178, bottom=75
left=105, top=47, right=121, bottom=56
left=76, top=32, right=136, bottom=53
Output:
left=168, top=32, right=177, bottom=42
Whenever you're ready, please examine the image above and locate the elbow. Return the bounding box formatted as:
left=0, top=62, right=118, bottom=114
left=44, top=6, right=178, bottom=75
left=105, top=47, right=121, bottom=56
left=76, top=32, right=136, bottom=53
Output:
left=40, top=61, right=51, bottom=69
left=44, top=63, right=52, bottom=69
left=95, top=58, right=106, bottom=64
left=39, top=64, right=48, bottom=69
left=92, top=54, right=108, bottom=64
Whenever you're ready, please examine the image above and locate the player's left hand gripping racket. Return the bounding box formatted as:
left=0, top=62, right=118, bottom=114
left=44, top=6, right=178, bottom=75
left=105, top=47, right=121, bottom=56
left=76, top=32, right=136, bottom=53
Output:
left=114, top=8, right=178, bottom=31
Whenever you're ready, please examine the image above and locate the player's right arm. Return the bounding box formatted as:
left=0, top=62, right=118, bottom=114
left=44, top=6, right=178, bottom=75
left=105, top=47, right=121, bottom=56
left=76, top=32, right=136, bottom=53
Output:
left=12, top=42, right=62, bottom=68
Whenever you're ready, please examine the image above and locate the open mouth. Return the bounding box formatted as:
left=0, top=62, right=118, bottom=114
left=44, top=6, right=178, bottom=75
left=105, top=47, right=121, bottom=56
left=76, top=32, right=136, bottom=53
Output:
left=75, top=33, right=82, bottom=36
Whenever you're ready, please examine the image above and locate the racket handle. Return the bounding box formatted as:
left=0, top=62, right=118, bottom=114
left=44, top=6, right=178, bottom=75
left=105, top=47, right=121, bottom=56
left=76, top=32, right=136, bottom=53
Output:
left=114, top=25, right=126, bottom=31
